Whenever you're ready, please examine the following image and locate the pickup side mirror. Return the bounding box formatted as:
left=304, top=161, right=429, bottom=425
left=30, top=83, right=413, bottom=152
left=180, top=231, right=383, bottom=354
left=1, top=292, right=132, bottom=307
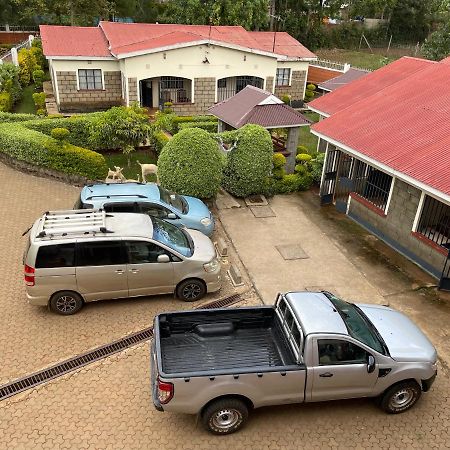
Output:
left=167, top=213, right=177, bottom=220
left=157, top=254, right=170, bottom=263
left=367, top=355, right=376, bottom=373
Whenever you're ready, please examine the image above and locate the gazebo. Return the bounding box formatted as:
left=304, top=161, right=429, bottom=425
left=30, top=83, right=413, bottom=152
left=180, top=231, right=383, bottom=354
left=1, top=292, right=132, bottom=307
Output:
left=208, top=85, right=311, bottom=173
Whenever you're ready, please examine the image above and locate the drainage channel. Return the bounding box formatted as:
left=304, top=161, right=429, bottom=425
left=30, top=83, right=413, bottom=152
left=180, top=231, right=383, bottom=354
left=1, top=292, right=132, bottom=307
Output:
left=0, top=293, right=242, bottom=402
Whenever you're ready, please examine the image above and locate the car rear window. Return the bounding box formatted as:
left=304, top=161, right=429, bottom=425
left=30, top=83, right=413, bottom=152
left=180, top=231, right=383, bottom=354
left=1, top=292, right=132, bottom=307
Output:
left=35, top=244, right=76, bottom=268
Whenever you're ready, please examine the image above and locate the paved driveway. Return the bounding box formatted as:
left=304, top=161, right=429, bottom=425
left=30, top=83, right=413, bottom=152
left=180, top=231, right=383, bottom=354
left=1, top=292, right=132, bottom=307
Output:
left=0, top=163, right=244, bottom=384
left=0, top=163, right=449, bottom=449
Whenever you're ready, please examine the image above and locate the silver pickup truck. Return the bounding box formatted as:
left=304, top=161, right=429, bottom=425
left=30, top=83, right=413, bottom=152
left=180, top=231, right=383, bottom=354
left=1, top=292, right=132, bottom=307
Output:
left=150, top=291, right=437, bottom=435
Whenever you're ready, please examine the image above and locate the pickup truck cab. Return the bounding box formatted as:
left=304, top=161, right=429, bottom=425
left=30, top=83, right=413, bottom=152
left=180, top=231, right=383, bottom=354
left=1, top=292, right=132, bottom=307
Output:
left=151, top=291, right=437, bottom=435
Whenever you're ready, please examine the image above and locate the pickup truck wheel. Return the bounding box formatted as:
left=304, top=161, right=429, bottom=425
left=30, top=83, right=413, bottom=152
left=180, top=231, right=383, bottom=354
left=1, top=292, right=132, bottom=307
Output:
left=380, top=381, right=421, bottom=414
left=49, top=291, right=84, bottom=315
left=202, top=398, right=248, bottom=435
left=176, top=279, right=206, bottom=302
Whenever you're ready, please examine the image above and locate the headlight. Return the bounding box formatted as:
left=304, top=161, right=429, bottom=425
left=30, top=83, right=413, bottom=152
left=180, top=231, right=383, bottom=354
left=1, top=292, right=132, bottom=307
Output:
left=204, top=258, right=220, bottom=273
left=200, top=217, right=212, bottom=226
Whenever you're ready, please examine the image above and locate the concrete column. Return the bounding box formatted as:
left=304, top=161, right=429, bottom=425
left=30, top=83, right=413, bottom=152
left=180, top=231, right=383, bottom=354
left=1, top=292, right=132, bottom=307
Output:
left=28, top=35, right=34, bottom=46
left=285, top=126, right=300, bottom=173
left=218, top=120, right=225, bottom=132
left=11, top=47, right=18, bottom=66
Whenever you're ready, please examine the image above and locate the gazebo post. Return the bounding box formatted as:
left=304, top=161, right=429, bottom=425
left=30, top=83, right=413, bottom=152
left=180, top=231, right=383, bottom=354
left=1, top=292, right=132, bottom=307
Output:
left=285, top=126, right=300, bottom=174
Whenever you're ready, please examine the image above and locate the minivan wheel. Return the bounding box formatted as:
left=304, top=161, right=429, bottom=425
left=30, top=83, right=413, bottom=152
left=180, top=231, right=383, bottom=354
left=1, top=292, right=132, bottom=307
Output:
left=176, top=279, right=206, bottom=302
left=202, top=398, right=248, bottom=435
left=380, top=381, right=421, bottom=414
left=49, top=291, right=84, bottom=315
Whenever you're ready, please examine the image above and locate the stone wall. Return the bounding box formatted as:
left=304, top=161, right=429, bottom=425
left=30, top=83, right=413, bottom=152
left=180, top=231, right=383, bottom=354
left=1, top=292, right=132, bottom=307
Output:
left=275, top=70, right=307, bottom=101
left=171, top=77, right=216, bottom=116
left=348, top=178, right=447, bottom=278
left=57, top=71, right=122, bottom=112
left=128, top=78, right=138, bottom=103
left=265, top=76, right=274, bottom=93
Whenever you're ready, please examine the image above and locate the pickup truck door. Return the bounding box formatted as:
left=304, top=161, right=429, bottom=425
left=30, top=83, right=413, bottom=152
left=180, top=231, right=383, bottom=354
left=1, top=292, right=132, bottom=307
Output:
left=309, top=338, right=378, bottom=402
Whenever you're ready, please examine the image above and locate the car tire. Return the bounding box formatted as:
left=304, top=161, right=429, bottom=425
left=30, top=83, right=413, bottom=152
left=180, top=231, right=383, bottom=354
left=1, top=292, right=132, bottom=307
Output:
left=202, top=398, right=249, bottom=435
left=49, top=291, right=84, bottom=315
left=380, top=381, right=422, bottom=414
left=176, top=279, right=206, bottom=302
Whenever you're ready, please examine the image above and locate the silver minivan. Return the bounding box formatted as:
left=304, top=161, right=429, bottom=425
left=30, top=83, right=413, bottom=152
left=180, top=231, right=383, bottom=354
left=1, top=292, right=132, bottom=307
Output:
left=24, top=209, right=222, bottom=315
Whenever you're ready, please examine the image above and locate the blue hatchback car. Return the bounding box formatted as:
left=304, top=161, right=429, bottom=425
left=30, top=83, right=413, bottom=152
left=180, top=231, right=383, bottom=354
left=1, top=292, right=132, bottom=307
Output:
left=75, top=183, right=214, bottom=236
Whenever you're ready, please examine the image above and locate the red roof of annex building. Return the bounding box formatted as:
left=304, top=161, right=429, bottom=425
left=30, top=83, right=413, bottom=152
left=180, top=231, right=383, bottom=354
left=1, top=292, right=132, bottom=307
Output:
left=311, top=57, right=450, bottom=198
left=308, top=57, right=436, bottom=116
left=40, top=22, right=316, bottom=60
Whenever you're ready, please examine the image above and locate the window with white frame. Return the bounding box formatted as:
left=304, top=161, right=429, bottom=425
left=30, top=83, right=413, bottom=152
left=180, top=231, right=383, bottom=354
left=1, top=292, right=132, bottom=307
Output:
left=160, top=76, right=184, bottom=90
left=276, top=68, right=291, bottom=86
left=417, top=195, right=450, bottom=248
left=78, top=69, right=103, bottom=90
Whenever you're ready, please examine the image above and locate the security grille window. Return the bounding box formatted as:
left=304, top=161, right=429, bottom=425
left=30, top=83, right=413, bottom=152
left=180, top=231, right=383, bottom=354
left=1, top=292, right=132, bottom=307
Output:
left=78, top=69, right=102, bottom=90
left=352, top=160, right=392, bottom=212
left=235, top=76, right=263, bottom=92
left=417, top=196, right=450, bottom=248
left=217, top=78, right=227, bottom=88
left=276, top=68, right=291, bottom=86
left=160, top=76, right=184, bottom=89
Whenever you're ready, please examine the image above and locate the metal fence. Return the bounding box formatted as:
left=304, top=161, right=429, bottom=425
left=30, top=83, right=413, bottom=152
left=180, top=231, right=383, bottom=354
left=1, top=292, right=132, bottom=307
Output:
left=310, top=59, right=346, bottom=71
left=0, top=37, right=35, bottom=64
left=0, top=25, right=39, bottom=32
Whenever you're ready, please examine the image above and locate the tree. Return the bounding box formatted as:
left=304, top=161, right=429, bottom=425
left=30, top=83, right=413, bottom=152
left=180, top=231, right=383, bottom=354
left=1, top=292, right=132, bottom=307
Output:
left=422, top=20, right=450, bottom=60
left=89, top=103, right=150, bottom=166
left=162, top=0, right=269, bottom=29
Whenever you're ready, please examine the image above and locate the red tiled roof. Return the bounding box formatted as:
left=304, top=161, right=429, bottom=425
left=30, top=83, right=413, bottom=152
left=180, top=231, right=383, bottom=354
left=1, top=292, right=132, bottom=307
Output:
left=309, top=57, right=436, bottom=116
left=40, top=22, right=315, bottom=59
left=440, top=56, right=450, bottom=65
left=248, top=31, right=317, bottom=59
left=209, top=85, right=310, bottom=128
left=318, top=68, right=369, bottom=92
left=311, top=60, right=450, bottom=197
left=40, top=25, right=111, bottom=57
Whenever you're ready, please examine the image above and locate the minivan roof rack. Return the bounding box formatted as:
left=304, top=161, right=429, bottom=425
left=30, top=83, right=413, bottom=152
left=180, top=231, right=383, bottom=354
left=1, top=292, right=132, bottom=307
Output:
left=36, top=209, right=110, bottom=238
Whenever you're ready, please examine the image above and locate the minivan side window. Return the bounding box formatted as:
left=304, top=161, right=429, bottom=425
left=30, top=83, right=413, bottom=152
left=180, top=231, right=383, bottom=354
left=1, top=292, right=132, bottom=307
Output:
left=139, top=204, right=172, bottom=219
left=104, top=203, right=137, bottom=213
left=76, top=241, right=127, bottom=266
left=318, top=339, right=368, bottom=366
left=125, top=241, right=169, bottom=264
left=35, top=244, right=76, bottom=268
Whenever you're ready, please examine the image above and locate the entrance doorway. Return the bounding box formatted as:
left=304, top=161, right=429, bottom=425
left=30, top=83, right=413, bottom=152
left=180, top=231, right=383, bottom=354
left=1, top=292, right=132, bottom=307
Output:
left=140, top=80, right=153, bottom=107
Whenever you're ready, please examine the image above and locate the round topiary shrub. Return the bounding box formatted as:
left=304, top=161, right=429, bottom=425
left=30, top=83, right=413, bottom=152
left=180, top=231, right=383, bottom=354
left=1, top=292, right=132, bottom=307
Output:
left=281, top=94, right=291, bottom=104
left=304, top=90, right=315, bottom=99
left=272, top=152, right=286, bottom=169
left=158, top=128, right=222, bottom=198
left=296, top=153, right=312, bottom=163
left=51, top=127, right=70, bottom=141
left=306, top=83, right=316, bottom=91
left=296, top=145, right=308, bottom=155
left=222, top=124, right=274, bottom=197
left=272, top=167, right=285, bottom=180
left=295, top=164, right=307, bottom=175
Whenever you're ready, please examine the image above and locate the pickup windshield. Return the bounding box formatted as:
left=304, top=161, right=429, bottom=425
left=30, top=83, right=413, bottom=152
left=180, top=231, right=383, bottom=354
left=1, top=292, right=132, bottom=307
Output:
left=158, top=187, right=187, bottom=214
left=151, top=217, right=193, bottom=257
left=325, top=293, right=387, bottom=355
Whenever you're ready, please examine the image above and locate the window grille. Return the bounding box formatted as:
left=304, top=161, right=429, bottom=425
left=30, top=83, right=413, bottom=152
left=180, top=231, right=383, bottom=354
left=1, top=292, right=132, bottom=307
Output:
left=78, top=69, right=102, bottom=90
left=417, top=196, right=450, bottom=248
left=160, top=76, right=184, bottom=90
left=276, top=68, right=290, bottom=86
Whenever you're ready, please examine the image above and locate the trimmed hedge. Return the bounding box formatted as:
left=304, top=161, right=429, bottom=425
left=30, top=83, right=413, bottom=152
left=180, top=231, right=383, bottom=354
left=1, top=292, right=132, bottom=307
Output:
left=178, top=121, right=218, bottom=133
left=172, top=114, right=217, bottom=133
left=222, top=124, right=273, bottom=197
left=158, top=128, right=222, bottom=198
left=153, top=130, right=171, bottom=153
left=0, top=92, right=12, bottom=112
left=0, top=123, right=107, bottom=180
left=0, top=111, right=37, bottom=122
left=23, top=115, right=101, bottom=149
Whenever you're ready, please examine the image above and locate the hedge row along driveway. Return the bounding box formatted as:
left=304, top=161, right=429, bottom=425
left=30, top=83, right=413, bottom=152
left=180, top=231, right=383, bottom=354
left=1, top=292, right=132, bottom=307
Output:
left=0, top=113, right=107, bottom=180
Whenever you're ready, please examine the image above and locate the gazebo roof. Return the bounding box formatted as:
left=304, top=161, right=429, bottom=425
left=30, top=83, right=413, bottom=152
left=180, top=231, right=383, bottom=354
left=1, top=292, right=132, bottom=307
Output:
left=208, top=85, right=311, bottom=129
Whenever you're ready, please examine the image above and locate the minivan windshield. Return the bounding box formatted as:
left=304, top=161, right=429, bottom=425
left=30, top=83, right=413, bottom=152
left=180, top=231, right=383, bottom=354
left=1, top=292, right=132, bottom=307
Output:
left=151, top=217, right=193, bottom=257
left=324, top=292, right=388, bottom=355
left=158, top=186, right=187, bottom=213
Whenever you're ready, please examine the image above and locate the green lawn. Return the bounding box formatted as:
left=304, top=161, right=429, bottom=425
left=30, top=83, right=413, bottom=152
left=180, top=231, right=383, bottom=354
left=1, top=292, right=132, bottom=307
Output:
left=315, top=49, right=398, bottom=70
left=103, top=149, right=158, bottom=182
left=14, top=84, right=37, bottom=114
left=299, top=111, right=320, bottom=153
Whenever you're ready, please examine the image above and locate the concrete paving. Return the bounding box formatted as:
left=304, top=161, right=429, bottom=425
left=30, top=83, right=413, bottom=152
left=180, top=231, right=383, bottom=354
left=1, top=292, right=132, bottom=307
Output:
left=219, top=194, right=387, bottom=306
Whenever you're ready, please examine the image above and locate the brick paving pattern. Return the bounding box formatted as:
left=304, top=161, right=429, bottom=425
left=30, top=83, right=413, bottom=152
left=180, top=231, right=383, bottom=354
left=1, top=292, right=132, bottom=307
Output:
left=0, top=163, right=246, bottom=384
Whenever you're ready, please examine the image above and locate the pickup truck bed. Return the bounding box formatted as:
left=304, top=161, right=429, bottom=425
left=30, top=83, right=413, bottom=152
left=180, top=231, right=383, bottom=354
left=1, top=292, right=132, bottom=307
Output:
left=157, top=307, right=296, bottom=374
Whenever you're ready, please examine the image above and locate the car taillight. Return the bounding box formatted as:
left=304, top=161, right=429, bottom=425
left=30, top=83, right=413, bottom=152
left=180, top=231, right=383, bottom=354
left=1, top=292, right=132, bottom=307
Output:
left=157, top=378, right=174, bottom=404
left=24, top=265, right=35, bottom=286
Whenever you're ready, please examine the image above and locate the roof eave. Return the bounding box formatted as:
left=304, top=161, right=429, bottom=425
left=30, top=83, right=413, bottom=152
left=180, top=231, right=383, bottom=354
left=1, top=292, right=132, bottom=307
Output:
left=307, top=104, right=330, bottom=117
left=311, top=128, right=450, bottom=205
left=113, top=39, right=286, bottom=60
left=46, top=55, right=116, bottom=61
